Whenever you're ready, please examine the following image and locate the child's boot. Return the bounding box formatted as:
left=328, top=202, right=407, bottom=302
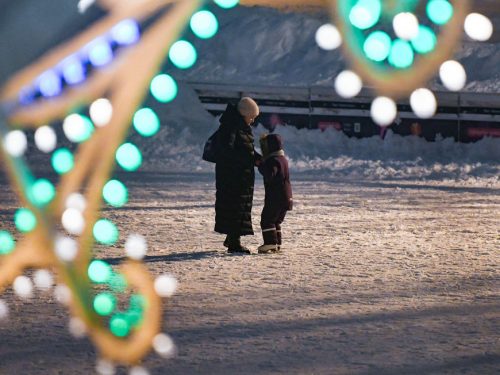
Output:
left=276, top=230, right=282, bottom=252
left=258, top=228, right=278, bottom=254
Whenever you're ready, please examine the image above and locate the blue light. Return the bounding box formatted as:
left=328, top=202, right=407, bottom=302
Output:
left=19, top=87, right=35, bottom=105
left=37, top=70, right=62, bottom=98
left=87, top=38, right=113, bottom=67
left=111, top=19, right=140, bottom=46
left=61, top=55, right=86, bottom=85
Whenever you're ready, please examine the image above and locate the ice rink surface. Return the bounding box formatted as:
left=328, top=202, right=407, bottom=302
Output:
left=0, top=172, right=498, bottom=374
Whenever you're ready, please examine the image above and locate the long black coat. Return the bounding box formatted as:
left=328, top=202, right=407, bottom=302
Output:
left=214, top=104, right=259, bottom=236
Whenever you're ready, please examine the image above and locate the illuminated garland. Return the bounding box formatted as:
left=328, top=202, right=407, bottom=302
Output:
left=0, top=0, right=232, bottom=374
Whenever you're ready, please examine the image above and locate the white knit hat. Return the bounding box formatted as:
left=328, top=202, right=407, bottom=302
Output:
left=237, top=97, right=260, bottom=118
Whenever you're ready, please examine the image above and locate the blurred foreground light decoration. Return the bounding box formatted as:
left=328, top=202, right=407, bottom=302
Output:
left=0, top=0, right=493, bottom=372
left=315, top=0, right=493, bottom=126
left=0, top=0, right=233, bottom=373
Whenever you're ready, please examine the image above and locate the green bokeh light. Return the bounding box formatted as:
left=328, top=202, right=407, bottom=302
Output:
left=30, top=178, right=56, bottom=206
left=88, top=260, right=112, bottom=283
left=52, top=148, right=74, bottom=175
left=190, top=10, right=219, bottom=39
left=116, top=143, right=142, bottom=172
left=109, top=273, right=127, bottom=293
left=93, top=219, right=119, bottom=245
left=133, top=108, right=160, bottom=137
left=110, top=314, right=131, bottom=337
left=388, top=39, right=414, bottom=69
left=169, top=40, right=197, bottom=69
left=214, top=0, right=239, bottom=9
left=411, top=25, right=437, bottom=54
left=150, top=74, right=178, bottom=103
left=349, top=0, right=382, bottom=30
left=94, top=293, right=116, bottom=316
left=73, top=115, right=94, bottom=143
left=427, top=0, right=453, bottom=25
left=364, top=31, right=391, bottom=62
left=103, top=179, right=128, bottom=207
left=14, top=208, right=37, bottom=233
left=0, top=231, right=15, bottom=255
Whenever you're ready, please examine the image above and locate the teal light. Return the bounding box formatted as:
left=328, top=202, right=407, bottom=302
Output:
left=0, top=231, right=15, bottom=255
left=388, top=39, right=414, bottom=69
left=74, top=115, right=94, bottom=143
left=133, top=108, right=160, bottom=137
left=150, top=74, right=178, bottom=103
left=103, top=179, right=128, bottom=207
left=190, top=10, right=219, bottom=39
left=88, top=260, right=112, bottom=283
left=363, top=31, right=391, bottom=62
left=109, top=273, right=127, bottom=293
left=411, top=25, right=437, bottom=54
left=52, top=148, right=74, bottom=175
left=427, top=0, right=453, bottom=25
left=14, top=208, right=37, bottom=233
left=30, top=179, right=55, bottom=206
left=169, top=40, right=197, bottom=69
left=214, top=0, right=239, bottom=9
left=94, top=293, right=116, bottom=316
left=93, top=219, right=119, bottom=245
left=110, top=314, right=130, bottom=337
left=116, top=143, right=142, bottom=172
left=349, top=0, right=382, bottom=30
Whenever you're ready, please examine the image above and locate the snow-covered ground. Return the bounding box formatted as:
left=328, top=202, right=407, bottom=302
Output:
left=0, top=173, right=498, bottom=374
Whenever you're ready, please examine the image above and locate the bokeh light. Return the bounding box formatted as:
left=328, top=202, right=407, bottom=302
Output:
left=103, top=179, right=128, bottom=207
left=411, top=25, right=437, bottom=54
left=439, top=60, right=466, bottom=91
left=427, top=0, right=453, bottom=25
left=116, top=143, right=142, bottom=171
left=393, top=12, right=419, bottom=41
left=214, top=0, right=239, bottom=9
left=33, top=269, right=54, bottom=290
left=0, top=231, right=15, bottom=255
left=90, top=98, right=113, bottom=127
left=3, top=130, right=28, bottom=157
left=410, top=88, right=437, bottom=119
left=34, top=126, right=57, bottom=153
left=315, top=23, right=342, bottom=51
left=52, top=148, right=74, bottom=175
left=464, top=13, right=493, bottom=42
left=388, top=39, right=414, bottom=69
left=14, top=208, right=37, bottom=233
left=125, top=234, right=147, bottom=260
left=88, top=260, right=112, bottom=283
left=13, top=275, right=33, bottom=299
left=349, top=0, right=381, bottom=30
left=61, top=55, right=86, bottom=85
left=62, top=208, right=85, bottom=235
left=334, top=70, right=362, bottom=98
left=94, top=293, right=116, bottom=316
left=30, top=178, right=56, bottom=206
left=169, top=40, right=197, bottom=69
left=150, top=74, right=178, bottom=103
left=370, top=96, right=397, bottom=126
left=190, top=10, right=219, bottom=39
left=364, top=31, right=391, bottom=62
left=111, top=19, right=140, bottom=45
left=133, top=108, right=160, bottom=137
left=110, top=314, right=130, bottom=337
left=87, top=37, right=113, bottom=67
left=37, top=70, right=62, bottom=98
left=55, top=236, right=79, bottom=262
left=93, top=219, right=119, bottom=245
left=63, top=114, right=94, bottom=143
left=153, top=333, right=176, bottom=358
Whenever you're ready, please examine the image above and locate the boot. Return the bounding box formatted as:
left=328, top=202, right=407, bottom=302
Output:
left=258, top=228, right=278, bottom=254
left=227, top=234, right=251, bottom=254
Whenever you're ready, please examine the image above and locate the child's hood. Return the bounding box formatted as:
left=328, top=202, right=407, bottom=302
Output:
left=260, top=133, right=283, bottom=157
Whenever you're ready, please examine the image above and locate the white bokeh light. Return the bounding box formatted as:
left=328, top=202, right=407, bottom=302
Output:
left=464, top=13, right=493, bottom=41
left=69, top=317, right=87, bottom=338
left=96, top=359, right=116, bottom=375
left=13, top=275, right=33, bottom=299
left=90, top=98, right=113, bottom=127
left=154, top=275, right=178, bottom=297
left=153, top=333, right=176, bottom=358
left=371, top=97, right=397, bottom=126
left=439, top=60, right=467, bottom=92
left=55, top=236, right=79, bottom=262
left=65, top=193, right=87, bottom=212
left=54, top=284, right=72, bottom=305
left=63, top=114, right=87, bottom=143
left=0, top=299, right=8, bottom=320
left=410, top=88, right=437, bottom=119
left=393, top=12, right=419, bottom=41
left=334, top=70, right=363, bottom=98
left=33, top=269, right=54, bottom=291
left=129, top=366, right=150, bottom=375
left=34, top=126, right=57, bottom=153
left=62, top=208, right=85, bottom=235
left=3, top=130, right=27, bottom=157
left=125, top=234, right=148, bottom=260
left=315, top=23, right=342, bottom=50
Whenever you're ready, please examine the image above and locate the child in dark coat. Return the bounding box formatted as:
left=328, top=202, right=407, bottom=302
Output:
left=257, top=133, right=293, bottom=254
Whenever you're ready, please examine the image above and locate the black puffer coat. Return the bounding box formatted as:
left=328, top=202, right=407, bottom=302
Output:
left=214, top=104, right=259, bottom=236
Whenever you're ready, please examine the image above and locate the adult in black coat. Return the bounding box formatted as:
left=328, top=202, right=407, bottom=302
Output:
left=215, top=97, right=261, bottom=253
